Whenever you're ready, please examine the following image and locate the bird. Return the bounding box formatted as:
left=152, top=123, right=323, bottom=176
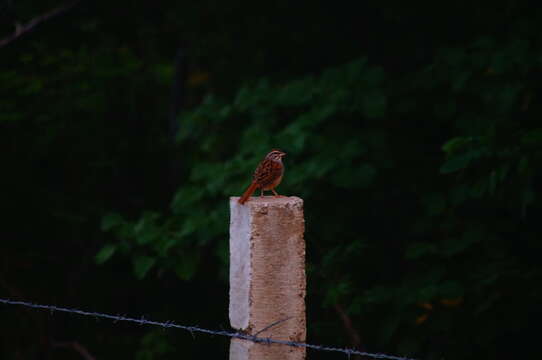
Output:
left=238, top=149, right=286, bottom=204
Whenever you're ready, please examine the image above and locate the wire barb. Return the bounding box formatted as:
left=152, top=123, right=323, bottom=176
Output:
left=0, top=297, right=416, bottom=360
left=254, top=316, right=292, bottom=336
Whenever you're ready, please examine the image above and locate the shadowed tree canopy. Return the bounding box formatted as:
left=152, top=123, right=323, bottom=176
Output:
left=1, top=1, right=541, bottom=359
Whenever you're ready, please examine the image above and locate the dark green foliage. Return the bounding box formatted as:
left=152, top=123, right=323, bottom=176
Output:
left=2, top=1, right=542, bottom=359
left=101, top=28, right=542, bottom=358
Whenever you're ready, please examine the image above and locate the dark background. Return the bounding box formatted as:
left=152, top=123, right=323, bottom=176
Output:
left=1, top=1, right=541, bottom=359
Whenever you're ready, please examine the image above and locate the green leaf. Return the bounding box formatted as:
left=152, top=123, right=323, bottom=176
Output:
left=276, top=79, right=314, bottom=106
left=101, top=213, right=124, bottom=231
left=135, top=228, right=160, bottom=246
left=95, top=244, right=117, bottom=264
left=442, top=136, right=477, bottom=154
left=152, top=63, right=174, bottom=84
left=137, top=330, right=175, bottom=360
left=133, top=255, right=156, bottom=279
left=323, top=280, right=352, bottom=307
left=133, top=212, right=161, bottom=245
left=440, top=153, right=472, bottom=174
left=439, top=228, right=482, bottom=256
left=171, top=186, right=205, bottom=211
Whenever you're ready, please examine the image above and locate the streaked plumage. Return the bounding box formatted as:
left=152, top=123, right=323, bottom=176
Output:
left=238, top=150, right=286, bottom=204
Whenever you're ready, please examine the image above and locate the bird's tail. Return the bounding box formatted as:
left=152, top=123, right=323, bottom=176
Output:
left=238, top=182, right=258, bottom=204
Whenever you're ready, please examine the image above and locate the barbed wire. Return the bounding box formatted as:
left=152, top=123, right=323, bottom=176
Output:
left=0, top=297, right=415, bottom=360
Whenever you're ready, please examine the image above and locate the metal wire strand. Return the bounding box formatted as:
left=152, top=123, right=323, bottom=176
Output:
left=0, top=297, right=416, bottom=360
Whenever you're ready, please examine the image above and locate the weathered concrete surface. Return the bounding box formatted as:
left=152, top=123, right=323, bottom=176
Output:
left=230, top=338, right=304, bottom=360
left=229, top=196, right=306, bottom=360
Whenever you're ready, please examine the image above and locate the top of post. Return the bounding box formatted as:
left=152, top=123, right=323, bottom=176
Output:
left=230, top=196, right=303, bottom=209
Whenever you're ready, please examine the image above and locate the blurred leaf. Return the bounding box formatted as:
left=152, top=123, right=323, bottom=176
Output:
left=133, top=255, right=156, bottom=279
left=134, top=212, right=161, bottom=245
left=440, top=153, right=472, bottom=174
left=153, top=64, right=174, bottom=84
left=439, top=231, right=479, bottom=256
left=323, top=280, right=352, bottom=307
left=101, top=213, right=124, bottom=232
left=136, top=330, right=175, bottom=360
left=95, top=244, right=117, bottom=264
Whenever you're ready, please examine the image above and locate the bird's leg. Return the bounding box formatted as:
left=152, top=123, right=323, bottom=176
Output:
left=260, top=189, right=264, bottom=197
left=272, top=189, right=285, bottom=197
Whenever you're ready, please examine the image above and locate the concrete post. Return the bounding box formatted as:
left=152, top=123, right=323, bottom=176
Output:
left=229, top=196, right=306, bottom=360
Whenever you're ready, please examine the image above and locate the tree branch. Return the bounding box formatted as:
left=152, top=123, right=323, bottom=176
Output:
left=0, top=0, right=81, bottom=48
left=334, top=303, right=365, bottom=359
left=53, top=341, right=96, bottom=360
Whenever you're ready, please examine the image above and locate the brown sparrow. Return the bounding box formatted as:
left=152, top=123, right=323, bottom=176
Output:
left=238, top=149, right=286, bottom=204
